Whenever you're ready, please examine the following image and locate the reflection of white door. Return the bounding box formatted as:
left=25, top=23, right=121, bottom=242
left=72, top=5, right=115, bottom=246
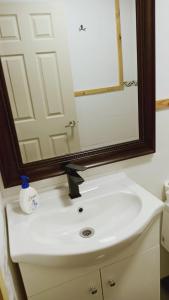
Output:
left=0, top=3, right=80, bottom=163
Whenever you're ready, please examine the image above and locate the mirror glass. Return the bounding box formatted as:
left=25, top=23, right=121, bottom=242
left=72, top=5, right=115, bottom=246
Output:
left=0, top=0, right=139, bottom=163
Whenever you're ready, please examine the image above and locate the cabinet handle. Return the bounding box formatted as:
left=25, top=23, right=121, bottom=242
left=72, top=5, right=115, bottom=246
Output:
left=89, top=287, right=98, bottom=295
left=108, top=280, right=116, bottom=287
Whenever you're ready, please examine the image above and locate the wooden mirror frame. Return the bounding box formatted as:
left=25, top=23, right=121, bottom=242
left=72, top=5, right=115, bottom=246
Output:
left=0, top=0, right=155, bottom=188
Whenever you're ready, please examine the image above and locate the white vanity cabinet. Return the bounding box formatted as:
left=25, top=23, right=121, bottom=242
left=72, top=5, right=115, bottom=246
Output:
left=101, top=247, right=160, bottom=300
left=30, top=271, right=103, bottom=300
left=19, top=216, right=161, bottom=300
left=27, top=246, right=160, bottom=300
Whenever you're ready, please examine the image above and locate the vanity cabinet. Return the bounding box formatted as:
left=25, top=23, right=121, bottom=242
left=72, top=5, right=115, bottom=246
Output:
left=101, top=247, right=159, bottom=300
left=28, top=247, right=159, bottom=300
left=19, top=217, right=161, bottom=300
left=30, top=271, right=103, bottom=300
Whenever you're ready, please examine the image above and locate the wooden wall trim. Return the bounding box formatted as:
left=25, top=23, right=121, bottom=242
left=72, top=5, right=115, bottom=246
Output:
left=0, top=282, right=8, bottom=300
left=0, top=289, right=3, bottom=300
left=156, top=99, right=169, bottom=110
left=74, top=85, right=123, bottom=97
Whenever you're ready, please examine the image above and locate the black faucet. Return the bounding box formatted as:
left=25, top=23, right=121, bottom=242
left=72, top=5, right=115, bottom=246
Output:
left=65, top=163, right=87, bottom=199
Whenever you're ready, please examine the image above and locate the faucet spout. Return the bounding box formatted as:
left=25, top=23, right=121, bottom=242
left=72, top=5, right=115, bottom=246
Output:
left=65, top=163, right=86, bottom=199
left=70, top=174, right=84, bottom=185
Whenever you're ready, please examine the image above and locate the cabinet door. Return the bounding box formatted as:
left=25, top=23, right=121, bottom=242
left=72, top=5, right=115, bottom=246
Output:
left=30, top=270, right=103, bottom=300
left=101, top=247, right=160, bottom=300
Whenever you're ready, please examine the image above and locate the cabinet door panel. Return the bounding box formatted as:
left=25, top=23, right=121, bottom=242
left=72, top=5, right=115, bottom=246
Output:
left=30, top=271, right=103, bottom=300
left=101, top=247, right=160, bottom=300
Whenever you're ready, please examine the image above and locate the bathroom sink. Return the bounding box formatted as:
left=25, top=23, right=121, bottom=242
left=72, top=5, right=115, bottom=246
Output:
left=30, top=192, right=141, bottom=248
left=6, top=173, right=163, bottom=267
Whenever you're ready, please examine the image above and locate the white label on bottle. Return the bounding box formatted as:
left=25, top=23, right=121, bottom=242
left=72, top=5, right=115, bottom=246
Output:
left=30, top=195, right=39, bottom=210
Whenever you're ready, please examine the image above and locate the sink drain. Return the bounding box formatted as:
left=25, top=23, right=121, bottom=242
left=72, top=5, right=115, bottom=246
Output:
left=80, top=227, right=95, bottom=238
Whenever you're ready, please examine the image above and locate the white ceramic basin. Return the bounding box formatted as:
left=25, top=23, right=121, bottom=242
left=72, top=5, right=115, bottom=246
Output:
left=6, top=173, right=163, bottom=267
left=30, top=192, right=141, bottom=250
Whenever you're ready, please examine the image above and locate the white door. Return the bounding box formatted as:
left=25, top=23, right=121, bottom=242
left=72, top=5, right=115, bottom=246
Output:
left=0, top=2, right=80, bottom=163
left=30, top=271, right=103, bottom=300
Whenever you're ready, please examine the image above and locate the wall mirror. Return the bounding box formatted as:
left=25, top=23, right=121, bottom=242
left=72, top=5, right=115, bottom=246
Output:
left=0, top=0, right=155, bottom=187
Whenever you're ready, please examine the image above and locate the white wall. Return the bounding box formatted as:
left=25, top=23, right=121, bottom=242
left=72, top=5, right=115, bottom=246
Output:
left=64, top=0, right=139, bottom=150
left=64, top=0, right=119, bottom=90
left=156, top=0, right=169, bottom=99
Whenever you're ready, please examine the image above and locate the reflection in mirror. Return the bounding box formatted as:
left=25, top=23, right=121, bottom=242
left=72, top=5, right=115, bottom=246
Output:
left=0, top=0, right=139, bottom=163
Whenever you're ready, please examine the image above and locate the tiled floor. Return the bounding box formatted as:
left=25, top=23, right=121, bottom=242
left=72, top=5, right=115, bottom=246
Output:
left=161, top=277, right=169, bottom=300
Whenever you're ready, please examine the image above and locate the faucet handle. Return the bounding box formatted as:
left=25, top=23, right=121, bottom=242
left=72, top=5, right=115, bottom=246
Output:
left=65, top=163, right=87, bottom=173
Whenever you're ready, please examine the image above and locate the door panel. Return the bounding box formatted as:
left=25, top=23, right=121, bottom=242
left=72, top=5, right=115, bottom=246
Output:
left=0, top=3, right=80, bottom=162
left=30, top=271, right=103, bottom=300
left=101, top=248, right=160, bottom=300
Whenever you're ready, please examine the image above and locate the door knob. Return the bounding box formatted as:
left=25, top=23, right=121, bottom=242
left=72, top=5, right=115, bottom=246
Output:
left=89, top=287, right=98, bottom=295
left=65, top=120, right=76, bottom=128
left=108, top=280, right=116, bottom=287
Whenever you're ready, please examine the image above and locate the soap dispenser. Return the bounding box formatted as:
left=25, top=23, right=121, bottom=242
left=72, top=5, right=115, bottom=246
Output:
left=19, top=176, right=39, bottom=214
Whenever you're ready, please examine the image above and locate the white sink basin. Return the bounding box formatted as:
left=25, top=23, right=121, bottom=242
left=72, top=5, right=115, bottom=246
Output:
left=31, top=192, right=141, bottom=250
left=6, top=173, right=163, bottom=267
